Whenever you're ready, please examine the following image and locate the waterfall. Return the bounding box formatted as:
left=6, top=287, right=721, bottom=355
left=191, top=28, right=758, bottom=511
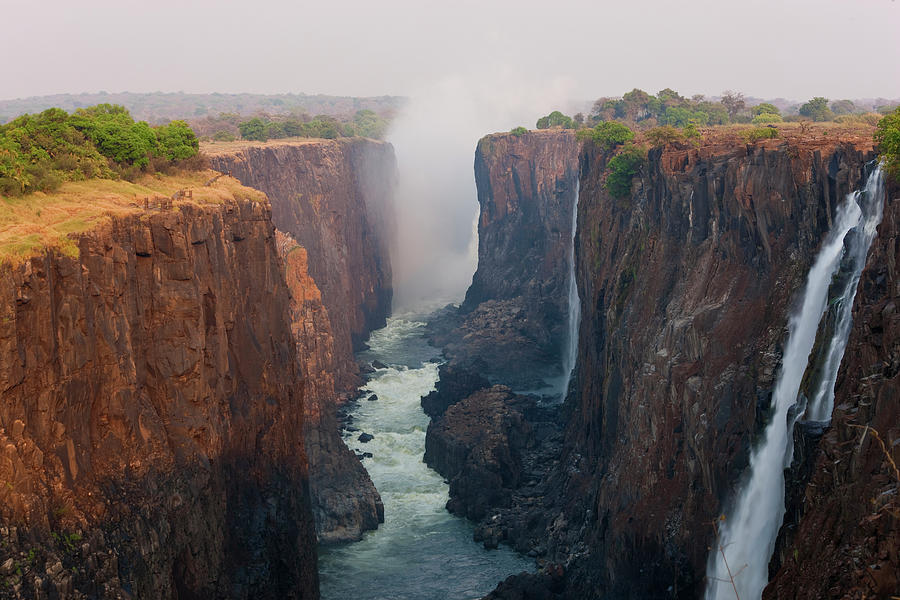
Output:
left=705, top=166, right=884, bottom=600
left=805, top=167, right=885, bottom=421
left=560, top=180, right=581, bottom=400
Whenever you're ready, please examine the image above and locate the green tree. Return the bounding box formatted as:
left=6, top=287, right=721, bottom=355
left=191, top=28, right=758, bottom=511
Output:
left=239, top=118, right=268, bottom=141
left=752, top=113, right=783, bottom=124
left=605, top=144, right=646, bottom=198
left=830, top=99, right=857, bottom=116
left=536, top=110, right=574, bottom=129
left=875, top=107, right=900, bottom=179
left=588, top=121, right=635, bottom=151
left=751, top=103, right=780, bottom=116
left=799, top=97, right=834, bottom=122
left=155, top=120, right=199, bottom=160
left=510, top=126, right=528, bottom=136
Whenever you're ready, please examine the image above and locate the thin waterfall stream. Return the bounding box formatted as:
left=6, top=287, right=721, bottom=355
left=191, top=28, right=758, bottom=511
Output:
left=705, top=166, right=884, bottom=600
left=560, top=180, right=581, bottom=399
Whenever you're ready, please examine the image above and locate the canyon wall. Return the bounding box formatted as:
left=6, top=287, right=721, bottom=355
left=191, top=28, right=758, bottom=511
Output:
left=207, top=139, right=395, bottom=543
left=764, top=177, right=899, bottom=599
left=431, top=130, right=579, bottom=389
left=559, top=136, right=876, bottom=597
left=277, top=233, right=384, bottom=544
left=0, top=198, right=319, bottom=598
left=208, top=139, right=396, bottom=387
left=438, top=131, right=893, bottom=599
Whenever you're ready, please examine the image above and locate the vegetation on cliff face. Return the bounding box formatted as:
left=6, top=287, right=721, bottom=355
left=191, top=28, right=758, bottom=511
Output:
left=875, top=106, right=900, bottom=179
left=0, top=104, right=200, bottom=196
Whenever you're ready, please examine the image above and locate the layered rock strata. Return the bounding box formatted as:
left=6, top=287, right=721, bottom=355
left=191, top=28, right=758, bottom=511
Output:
left=0, top=198, right=319, bottom=598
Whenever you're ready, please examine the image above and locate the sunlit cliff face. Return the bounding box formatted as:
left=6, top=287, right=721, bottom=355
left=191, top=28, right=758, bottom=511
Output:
left=386, top=69, right=574, bottom=314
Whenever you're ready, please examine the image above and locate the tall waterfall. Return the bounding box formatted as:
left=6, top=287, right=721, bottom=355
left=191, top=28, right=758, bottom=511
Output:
left=560, top=179, right=581, bottom=400
left=705, top=166, right=884, bottom=600
left=805, top=167, right=885, bottom=421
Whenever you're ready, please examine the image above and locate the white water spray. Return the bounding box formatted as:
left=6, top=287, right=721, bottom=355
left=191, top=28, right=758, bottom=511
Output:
left=706, top=166, right=884, bottom=600
left=560, top=179, right=581, bottom=400
left=805, top=167, right=885, bottom=421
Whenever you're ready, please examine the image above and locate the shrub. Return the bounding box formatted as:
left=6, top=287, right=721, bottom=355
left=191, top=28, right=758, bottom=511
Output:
left=605, top=144, right=646, bottom=198
left=510, top=126, right=528, bottom=136
left=875, top=107, right=900, bottom=178
left=589, top=121, right=635, bottom=151
left=645, top=125, right=684, bottom=147
left=741, top=126, right=779, bottom=143
left=238, top=118, right=268, bottom=141
left=799, top=97, right=834, bottom=122
left=155, top=120, right=199, bottom=161
left=751, top=103, right=780, bottom=116
left=536, top=110, right=574, bottom=129
left=212, top=130, right=236, bottom=142
left=752, top=113, right=783, bottom=125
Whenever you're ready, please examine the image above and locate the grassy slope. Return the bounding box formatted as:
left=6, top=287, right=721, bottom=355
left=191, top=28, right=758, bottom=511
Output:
left=0, top=170, right=266, bottom=263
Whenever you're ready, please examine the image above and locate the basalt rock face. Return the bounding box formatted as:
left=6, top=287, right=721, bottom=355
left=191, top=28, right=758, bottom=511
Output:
left=277, top=232, right=383, bottom=544
left=0, top=200, right=318, bottom=598
left=424, top=386, right=534, bottom=522
left=432, top=131, right=579, bottom=389
left=554, top=139, right=877, bottom=598
left=208, top=139, right=396, bottom=391
left=764, top=177, right=900, bottom=599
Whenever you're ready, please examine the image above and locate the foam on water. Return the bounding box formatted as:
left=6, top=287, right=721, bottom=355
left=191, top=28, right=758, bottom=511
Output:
left=318, top=317, right=533, bottom=600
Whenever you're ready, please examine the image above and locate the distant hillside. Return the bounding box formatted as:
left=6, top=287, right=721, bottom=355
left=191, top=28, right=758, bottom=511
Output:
left=0, top=92, right=406, bottom=124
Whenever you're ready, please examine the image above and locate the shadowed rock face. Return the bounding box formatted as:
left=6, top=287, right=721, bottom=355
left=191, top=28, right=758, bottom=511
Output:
left=764, top=177, right=900, bottom=600
left=452, top=133, right=887, bottom=599
left=556, top=139, right=879, bottom=598
left=278, top=233, right=383, bottom=544
left=432, top=130, right=580, bottom=389
left=209, top=139, right=396, bottom=388
left=558, top=139, right=877, bottom=598
left=0, top=200, right=318, bottom=598
left=209, top=140, right=396, bottom=544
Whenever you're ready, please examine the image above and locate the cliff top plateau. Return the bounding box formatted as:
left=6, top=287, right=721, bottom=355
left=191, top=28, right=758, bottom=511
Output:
left=0, top=170, right=266, bottom=264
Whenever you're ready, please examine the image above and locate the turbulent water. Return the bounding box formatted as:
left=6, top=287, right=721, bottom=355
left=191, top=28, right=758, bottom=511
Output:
left=560, top=180, right=581, bottom=399
left=318, top=317, right=533, bottom=600
left=705, top=166, right=885, bottom=600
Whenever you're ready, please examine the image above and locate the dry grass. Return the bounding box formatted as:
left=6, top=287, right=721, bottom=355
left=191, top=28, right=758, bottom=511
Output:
left=0, top=170, right=266, bottom=264
left=694, top=121, right=876, bottom=151
left=200, top=137, right=356, bottom=157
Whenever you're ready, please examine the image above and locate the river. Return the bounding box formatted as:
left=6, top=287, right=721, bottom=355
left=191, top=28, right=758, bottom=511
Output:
left=318, top=316, right=533, bottom=600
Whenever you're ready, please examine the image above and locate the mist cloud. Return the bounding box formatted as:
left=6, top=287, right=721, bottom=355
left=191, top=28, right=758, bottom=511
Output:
left=387, top=67, right=574, bottom=313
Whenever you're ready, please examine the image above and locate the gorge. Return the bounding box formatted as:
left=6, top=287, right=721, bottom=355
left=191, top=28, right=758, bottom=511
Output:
left=0, top=120, right=897, bottom=600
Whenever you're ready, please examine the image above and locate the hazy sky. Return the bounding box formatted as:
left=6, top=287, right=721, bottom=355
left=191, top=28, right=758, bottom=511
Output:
left=2, top=0, right=899, bottom=103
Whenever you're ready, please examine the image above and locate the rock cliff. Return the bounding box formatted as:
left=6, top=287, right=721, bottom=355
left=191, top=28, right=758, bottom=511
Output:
left=559, top=135, right=878, bottom=598
left=207, top=139, right=396, bottom=388
left=764, top=177, right=899, bottom=599
left=206, top=139, right=395, bottom=543
left=445, top=130, right=890, bottom=599
left=0, top=196, right=319, bottom=598
left=430, top=130, right=579, bottom=389
left=277, top=232, right=384, bottom=544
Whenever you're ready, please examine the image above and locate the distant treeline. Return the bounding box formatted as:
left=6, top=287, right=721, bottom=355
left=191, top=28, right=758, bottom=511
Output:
left=0, top=92, right=405, bottom=126
left=0, top=104, right=200, bottom=196
left=200, top=109, right=390, bottom=142
left=528, top=89, right=897, bottom=133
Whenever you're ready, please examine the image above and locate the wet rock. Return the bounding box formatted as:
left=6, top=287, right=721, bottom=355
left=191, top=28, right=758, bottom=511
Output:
left=372, top=360, right=388, bottom=370
left=358, top=433, right=374, bottom=443
left=367, top=394, right=378, bottom=402
left=421, top=364, right=490, bottom=418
